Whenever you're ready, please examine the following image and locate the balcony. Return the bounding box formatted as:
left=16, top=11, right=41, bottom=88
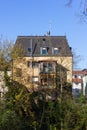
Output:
left=39, top=62, right=56, bottom=74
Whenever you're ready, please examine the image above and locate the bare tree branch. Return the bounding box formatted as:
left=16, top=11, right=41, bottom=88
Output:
left=65, top=0, right=72, bottom=6
left=66, top=0, right=87, bottom=18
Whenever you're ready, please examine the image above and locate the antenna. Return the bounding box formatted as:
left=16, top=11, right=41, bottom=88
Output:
left=47, top=20, right=52, bottom=36
left=49, top=20, right=52, bottom=32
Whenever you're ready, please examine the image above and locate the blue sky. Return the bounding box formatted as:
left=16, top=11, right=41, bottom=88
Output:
left=0, top=0, right=87, bottom=69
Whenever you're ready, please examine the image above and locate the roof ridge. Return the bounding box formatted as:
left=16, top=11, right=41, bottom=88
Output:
left=17, top=35, right=66, bottom=38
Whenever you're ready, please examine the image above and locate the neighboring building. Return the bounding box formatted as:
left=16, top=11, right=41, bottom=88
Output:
left=13, top=35, right=73, bottom=97
left=82, top=69, right=87, bottom=96
left=72, top=69, right=87, bottom=96
left=72, top=70, right=83, bottom=96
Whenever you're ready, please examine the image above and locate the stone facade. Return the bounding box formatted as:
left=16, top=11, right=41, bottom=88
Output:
left=13, top=56, right=72, bottom=91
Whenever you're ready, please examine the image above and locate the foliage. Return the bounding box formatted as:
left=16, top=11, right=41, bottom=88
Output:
left=0, top=109, right=21, bottom=130
left=1, top=73, right=87, bottom=130
left=63, top=99, right=87, bottom=130
left=0, top=37, right=25, bottom=71
left=11, top=44, right=25, bottom=60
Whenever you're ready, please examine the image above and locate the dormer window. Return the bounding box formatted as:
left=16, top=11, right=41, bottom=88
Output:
left=43, top=38, right=46, bottom=41
left=28, top=48, right=32, bottom=55
left=41, top=48, right=47, bottom=55
left=28, top=48, right=31, bottom=52
left=53, top=48, right=59, bottom=55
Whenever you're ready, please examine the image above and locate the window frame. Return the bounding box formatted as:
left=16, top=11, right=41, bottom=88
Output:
left=32, top=62, right=39, bottom=68
left=40, top=62, right=54, bottom=73
left=41, top=47, right=47, bottom=55
left=32, top=76, right=39, bottom=83
left=27, top=61, right=30, bottom=67
left=53, top=47, right=59, bottom=55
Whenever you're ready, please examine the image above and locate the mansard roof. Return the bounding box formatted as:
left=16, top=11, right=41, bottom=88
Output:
left=15, top=35, right=72, bottom=57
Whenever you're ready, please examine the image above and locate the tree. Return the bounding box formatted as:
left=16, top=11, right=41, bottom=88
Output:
left=1, top=64, right=87, bottom=130
left=63, top=98, right=87, bottom=130
left=0, top=38, right=12, bottom=70
left=66, top=0, right=87, bottom=21
left=0, top=109, right=22, bottom=130
left=0, top=36, right=25, bottom=71
left=72, top=49, right=81, bottom=69
left=3, top=76, right=37, bottom=130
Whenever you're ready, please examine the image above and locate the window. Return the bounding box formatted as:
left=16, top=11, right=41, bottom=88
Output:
left=43, top=63, right=48, bottom=72
left=42, top=38, right=46, bottom=44
left=27, top=61, right=30, bottom=67
left=33, top=76, right=38, bottom=83
left=53, top=48, right=58, bottom=55
left=28, top=47, right=32, bottom=56
left=41, top=48, right=47, bottom=55
left=15, top=68, right=22, bottom=77
left=28, top=48, right=32, bottom=55
left=78, top=75, right=81, bottom=79
left=75, top=82, right=79, bottom=85
left=74, top=75, right=77, bottom=78
left=28, top=48, right=31, bottom=52
left=48, top=63, right=53, bottom=72
left=40, top=62, right=54, bottom=73
left=32, top=62, right=38, bottom=68
left=43, top=38, right=46, bottom=41
left=27, top=61, right=38, bottom=68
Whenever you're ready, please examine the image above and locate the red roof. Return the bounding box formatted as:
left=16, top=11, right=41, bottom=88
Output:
left=73, top=70, right=83, bottom=75
left=73, top=70, right=87, bottom=75
left=72, top=78, right=82, bottom=83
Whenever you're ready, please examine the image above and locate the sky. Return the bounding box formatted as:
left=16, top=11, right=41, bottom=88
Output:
left=0, top=0, right=87, bottom=69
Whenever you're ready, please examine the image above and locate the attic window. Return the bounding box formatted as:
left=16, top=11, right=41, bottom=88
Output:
left=53, top=48, right=59, bottom=55
left=41, top=48, right=47, bottom=55
left=42, top=38, right=46, bottom=44
left=43, top=38, right=46, bottom=41
left=28, top=48, right=31, bottom=52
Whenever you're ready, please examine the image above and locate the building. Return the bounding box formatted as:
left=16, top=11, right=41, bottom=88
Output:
left=72, top=69, right=87, bottom=96
left=82, top=69, right=87, bottom=96
left=13, top=35, right=73, bottom=97
left=72, top=70, right=83, bottom=96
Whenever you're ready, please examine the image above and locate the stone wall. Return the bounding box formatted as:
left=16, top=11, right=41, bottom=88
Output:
left=13, top=56, right=72, bottom=90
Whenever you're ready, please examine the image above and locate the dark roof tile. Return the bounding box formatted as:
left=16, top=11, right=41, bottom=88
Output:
left=15, top=36, right=72, bottom=57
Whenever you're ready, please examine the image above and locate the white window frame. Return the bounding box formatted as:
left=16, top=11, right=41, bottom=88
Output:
left=33, top=77, right=38, bottom=82
left=53, top=47, right=59, bottom=55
